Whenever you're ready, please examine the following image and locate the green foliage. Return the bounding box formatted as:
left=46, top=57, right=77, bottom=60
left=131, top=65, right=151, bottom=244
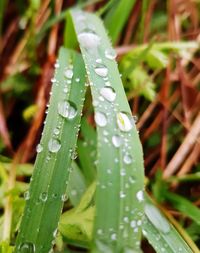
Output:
left=71, top=9, right=145, bottom=252
left=14, top=48, right=86, bottom=253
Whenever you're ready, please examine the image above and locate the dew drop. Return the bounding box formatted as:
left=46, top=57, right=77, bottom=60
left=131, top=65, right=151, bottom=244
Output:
left=94, top=112, right=107, bottom=127
left=100, top=86, right=116, bottom=102
left=78, top=31, right=100, bottom=49
left=36, top=144, right=43, bottom=153
left=51, top=78, right=56, bottom=83
left=54, top=61, right=60, bottom=68
left=105, top=49, right=117, bottom=60
left=129, top=175, right=136, bottom=184
left=48, top=138, right=61, bottom=153
left=120, top=191, right=126, bottom=198
left=18, top=242, right=35, bottom=253
left=58, top=101, right=77, bottom=119
left=111, top=233, right=117, bottom=241
left=145, top=203, right=170, bottom=234
left=117, top=112, right=133, bottom=132
left=64, top=68, right=73, bottom=79
left=95, top=65, right=108, bottom=77
left=136, top=190, right=144, bottom=202
left=123, top=154, right=132, bottom=164
left=61, top=194, right=68, bottom=202
left=96, top=58, right=102, bottom=64
left=39, top=192, right=48, bottom=202
left=24, top=190, right=30, bottom=200
left=112, top=135, right=122, bottom=148
left=53, top=128, right=60, bottom=135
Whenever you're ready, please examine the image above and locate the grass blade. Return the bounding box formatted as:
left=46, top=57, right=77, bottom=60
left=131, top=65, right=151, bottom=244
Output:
left=14, top=48, right=86, bottom=253
left=71, top=10, right=144, bottom=252
left=142, top=195, right=196, bottom=253
left=164, top=192, right=200, bottom=226
left=103, top=0, right=136, bottom=43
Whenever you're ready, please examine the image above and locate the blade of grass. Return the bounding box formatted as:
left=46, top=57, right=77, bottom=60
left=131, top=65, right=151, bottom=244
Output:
left=14, top=47, right=86, bottom=253
left=77, top=117, right=97, bottom=184
left=71, top=9, right=144, bottom=252
left=142, top=195, right=195, bottom=253
left=103, top=0, right=137, bottom=43
left=164, top=192, right=200, bottom=226
left=67, top=161, right=87, bottom=207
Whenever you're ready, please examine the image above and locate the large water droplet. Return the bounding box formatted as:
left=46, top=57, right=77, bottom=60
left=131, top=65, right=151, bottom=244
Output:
left=145, top=203, right=170, bottom=234
left=105, top=49, right=117, bottom=60
left=117, top=112, right=133, bottom=132
left=100, top=86, right=116, bottom=102
left=123, top=154, right=132, bottom=164
left=94, top=112, right=107, bottom=127
left=36, top=144, right=43, bottom=153
left=78, top=31, right=100, bottom=49
left=64, top=67, right=73, bottom=79
left=18, top=242, right=35, bottom=253
left=58, top=101, right=77, bottom=119
left=112, top=135, right=122, bottom=147
left=95, top=65, right=108, bottom=77
left=48, top=138, right=61, bottom=153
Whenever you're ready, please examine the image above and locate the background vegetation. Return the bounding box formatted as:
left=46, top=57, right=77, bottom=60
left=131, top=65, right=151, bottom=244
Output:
left=0, top=0, right=199, bottom=252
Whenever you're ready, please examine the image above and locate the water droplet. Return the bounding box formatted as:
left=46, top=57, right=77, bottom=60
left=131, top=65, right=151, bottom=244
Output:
left=78, top=31, right=100, bottom=49
left=64, top=68, right=73, bottom=79
left=75, top=77, right=80, bottom=82
left=24, top=190, right=30, bottom=200
left=95, top=65, right=108, bottom=77
left=112, top=135, right=122, bottom=147
left=111, top=233, right=117, bottom=241
left=18, top=242, right=35, bottom=253
left=123, top=154, right=132, bottom=164
left=48, top=138, right=61, bottom=153
left=54, top=61, right=60, bottom=68
left=94, top=112, right=107, bottom=127
left=105, top=49, right=117, bottom=60
left=39, top=192, right=48, bottom=202
left=100, top=86, right=116, bottom=102
left=96, top=58, right=102, bottom=63
left=53, top=128, right=60, bottom=135
left=36, top=144, right=43, bottom=153
left=117, top=112, right=133, bottom=132
left=61, top=194, right=68, bottom=202
left=120, top=191, right=126, bottom=198
left=51, top=78, right=56, bottom=83
left=129, top=176, right=136, bottom=184
left=58, top=101, right=77, bottom=119
left=136, top=190, right=144, bottom=202
left=145, top=203, right=170, bottom=234
left=120, top=169, right=126, bottom=176
left=130, top=220, right=136, bottom=228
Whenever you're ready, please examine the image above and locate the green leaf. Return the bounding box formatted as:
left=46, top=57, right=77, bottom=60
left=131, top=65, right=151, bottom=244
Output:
left=14, top=48, right=86, bottom=253
left=71, top=10, right=144, bottom=252
left=103, top=0, right=136, bottom=43
left=164, top=192, right=200, bottom=226
left=77, top=117, right=97, bottom=184
left=67, top=162, right=87, bottom=206
left=59, top=182, right=96, bottom=244
left=142, top=195, right=195, bottom=253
